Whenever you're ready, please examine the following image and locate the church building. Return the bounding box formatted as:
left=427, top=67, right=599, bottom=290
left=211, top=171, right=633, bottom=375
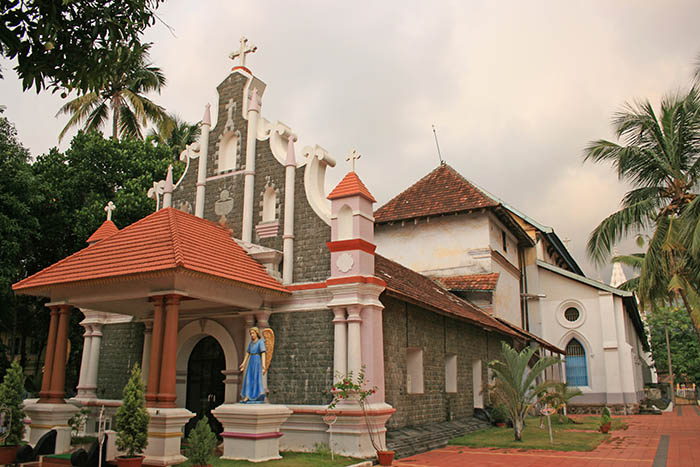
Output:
left=12, top=40, right=648, bottom=464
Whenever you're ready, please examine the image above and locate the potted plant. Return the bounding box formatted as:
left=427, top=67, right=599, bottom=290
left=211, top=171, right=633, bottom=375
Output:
left=599, top=407, right=612, bottom=433
left=328, top=368, right=394, bottom=466
left=0, top=361, right=26, bottom=465
left=186, top=417, right=217, bottom=467
left=114, top=364, right=150, bottom=467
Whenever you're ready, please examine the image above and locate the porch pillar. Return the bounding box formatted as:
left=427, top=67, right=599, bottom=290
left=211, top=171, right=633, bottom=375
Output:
left=146, top=296, right=165, bottom=407
left=76, top=324, right=93, bottom=398
left=48, top=305, right=72, bottom=403
left=332, top=307, right=347, bottom=382
left=39, top=306, right=59, bottom=403
left=158, top=294, right=181, bottom=408
left=84, top=324, right=102, bottom=398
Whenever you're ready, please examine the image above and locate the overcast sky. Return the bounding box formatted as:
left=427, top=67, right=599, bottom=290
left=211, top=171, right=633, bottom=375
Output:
left=2, top=0, right=699, bottom=279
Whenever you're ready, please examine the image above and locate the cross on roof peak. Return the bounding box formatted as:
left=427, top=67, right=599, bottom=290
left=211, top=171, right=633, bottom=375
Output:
left=346, top=149, right=361, bottom=172
left=229, top=36, right=258, bottom=68
left=104, top=201, right=115, bottom=221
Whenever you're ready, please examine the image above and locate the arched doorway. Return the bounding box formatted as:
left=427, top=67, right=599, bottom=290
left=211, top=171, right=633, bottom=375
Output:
left=185, top=336, right=225, bottom=435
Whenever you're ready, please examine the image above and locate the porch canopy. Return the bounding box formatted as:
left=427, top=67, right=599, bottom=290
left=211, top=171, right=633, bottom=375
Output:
left=13, top=207, right=289, bottom=406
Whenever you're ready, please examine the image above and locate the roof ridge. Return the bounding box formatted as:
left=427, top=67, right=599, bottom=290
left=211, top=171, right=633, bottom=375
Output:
left=167, top=208, right=185, bottom=267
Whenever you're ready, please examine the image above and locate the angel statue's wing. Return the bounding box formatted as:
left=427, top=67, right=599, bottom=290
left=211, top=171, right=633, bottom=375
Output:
left=262, top=328, right=275, bottom=370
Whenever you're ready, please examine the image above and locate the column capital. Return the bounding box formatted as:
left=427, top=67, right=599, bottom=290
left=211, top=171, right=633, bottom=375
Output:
left=255, top=310, right=271, bottom=328
left=332, top=307, right=347, bottom=322
left=346, top=305, right=362, bottom=322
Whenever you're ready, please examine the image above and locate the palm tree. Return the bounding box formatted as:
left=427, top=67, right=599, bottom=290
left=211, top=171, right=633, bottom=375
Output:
left=488, top=342, right=560, bottom=441
left=584, top=88, right=700, bottom=342
left=57, top=43, right=169, bottom=140
left=147, top=114, right=201, bottom=160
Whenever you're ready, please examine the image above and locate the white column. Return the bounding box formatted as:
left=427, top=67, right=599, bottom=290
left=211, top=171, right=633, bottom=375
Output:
left=84, top=324, right=102, bottom=398
left=195, top=104, right=212, bottom=218
left=241, top=88, right=261, bottom=242
left=282, top=135, right=297, bottom=284
left=346, top=305, right=362, bottom=377
left=76, top=327, right=93, bottom=398
left=141, top=323, right=153, bottom=384
left=244, top=315, right=256, bottom=350
left=333, top=308, right=348, bottom=382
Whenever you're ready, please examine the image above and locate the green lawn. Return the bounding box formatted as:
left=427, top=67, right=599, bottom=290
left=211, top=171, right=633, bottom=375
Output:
left=176, top=451, right=364, bottom=467
left=448, top=416, right=627, bottom=452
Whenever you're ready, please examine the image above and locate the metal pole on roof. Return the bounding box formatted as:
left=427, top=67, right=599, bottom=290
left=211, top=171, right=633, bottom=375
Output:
left=432, top=125, right=444, bottom=165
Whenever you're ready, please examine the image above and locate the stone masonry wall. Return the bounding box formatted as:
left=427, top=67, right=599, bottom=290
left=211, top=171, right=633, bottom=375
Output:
left=172, top=71, right=331, bottom=283
left=267, top=310, right=334, bottom=405
left=382, top=295, right=511, bottom=430
left=96, top=322, right=144, bottom=400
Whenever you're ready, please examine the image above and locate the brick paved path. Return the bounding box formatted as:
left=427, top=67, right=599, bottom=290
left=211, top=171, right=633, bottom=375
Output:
left=392, top=406, right=699, bottom=466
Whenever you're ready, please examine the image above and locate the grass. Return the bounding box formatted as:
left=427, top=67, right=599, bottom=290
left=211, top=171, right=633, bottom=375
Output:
left=176, top=451, right=364, bottom=467
left=448, top=415, right=627, bottom=452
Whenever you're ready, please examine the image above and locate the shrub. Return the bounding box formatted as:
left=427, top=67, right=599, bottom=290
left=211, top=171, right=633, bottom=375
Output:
left=114, top=365, right=149, bottom=457
left=186, top=417, right=217, bottom=466
left=0, top=361, right=26, bottom=446
left=599, top=407, right=611, bottom=428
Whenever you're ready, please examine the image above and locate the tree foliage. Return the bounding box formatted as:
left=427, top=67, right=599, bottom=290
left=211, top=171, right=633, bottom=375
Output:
left=0, top=0, right=163, bottom=94
left=488, top=342, right=560, bottom=441
left=57, top=43, right=169, bottom=140
left=647, top=305, right=700, bottom=385
left=147, top=113, right=201, bottom=160
left=114, top=364, right=149, bottom=457
left=0, top=361, right=26, bottom=446
left=585, top=88, right=700, bottom=342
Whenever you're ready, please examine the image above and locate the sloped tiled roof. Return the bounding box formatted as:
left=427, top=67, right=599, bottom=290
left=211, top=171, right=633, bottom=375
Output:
left=375, top=255, right=518, bottom=338
left=374, top=163, right=498, bottom=223
left=86, top=220, right=119, bottom=244
left=437, top=273, right=500, bottom=292
left=13, top=208, right=288, bottom=295
left=328, top=171, right=376, bottom=202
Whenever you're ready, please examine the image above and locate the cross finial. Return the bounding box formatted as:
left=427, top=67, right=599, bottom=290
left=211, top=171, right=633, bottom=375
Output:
left=346, top=149, right=361, bottom=172
left=229, top=36, right=258, bottom=68
left=104, top=201, right=115, bottom=221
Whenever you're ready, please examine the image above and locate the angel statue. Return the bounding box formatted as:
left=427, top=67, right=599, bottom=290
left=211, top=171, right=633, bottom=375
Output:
left=239, top=327, right=275, bottom=403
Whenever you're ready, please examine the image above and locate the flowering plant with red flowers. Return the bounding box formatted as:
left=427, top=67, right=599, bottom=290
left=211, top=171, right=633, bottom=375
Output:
left=328, top=367, right=376, bottom=409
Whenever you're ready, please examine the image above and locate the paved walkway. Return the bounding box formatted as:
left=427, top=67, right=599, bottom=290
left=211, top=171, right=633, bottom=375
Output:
left=393, top=406, right=700, bottom=466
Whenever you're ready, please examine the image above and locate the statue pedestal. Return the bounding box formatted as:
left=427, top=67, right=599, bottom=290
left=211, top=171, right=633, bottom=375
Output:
left=23, top=400, right=77, bottom=454
left=143, top=408, right=194, bottom=466
left=212, top=403, right=292, bottom=462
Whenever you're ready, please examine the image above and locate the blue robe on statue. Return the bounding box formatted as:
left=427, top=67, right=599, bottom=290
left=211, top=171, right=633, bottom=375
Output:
left=240, top=338, right=266, bottom=403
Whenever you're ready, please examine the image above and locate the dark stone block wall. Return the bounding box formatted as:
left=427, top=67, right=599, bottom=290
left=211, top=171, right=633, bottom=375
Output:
left=172, top=71, right=331, bottom=283
left=96, top=322, right=145, bottom=400
left=382, top=294, right=510, bottom=429
left=266, top=311, right=334, bottom=405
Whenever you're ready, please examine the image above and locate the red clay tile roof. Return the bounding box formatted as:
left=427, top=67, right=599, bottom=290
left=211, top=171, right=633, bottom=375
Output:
left=374, top=163, right=498, bottom=223
left=86, top=220, right=119, bottom=244
left=13, top=207, right=288, bottom=295
left=328, top=171, right=377, bottom=203
left=437, top=273, right=500, bottom=292
left=375, top=255, right=519, bottom=338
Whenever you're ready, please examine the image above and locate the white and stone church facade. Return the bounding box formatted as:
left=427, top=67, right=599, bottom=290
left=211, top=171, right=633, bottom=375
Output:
left=12, top=41, right=651, bottom=464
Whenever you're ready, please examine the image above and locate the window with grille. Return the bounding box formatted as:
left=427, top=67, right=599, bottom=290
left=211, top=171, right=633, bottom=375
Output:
left=565, top=338, right=588, bottom=386
left=564, top=307, right=580, bottom=322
